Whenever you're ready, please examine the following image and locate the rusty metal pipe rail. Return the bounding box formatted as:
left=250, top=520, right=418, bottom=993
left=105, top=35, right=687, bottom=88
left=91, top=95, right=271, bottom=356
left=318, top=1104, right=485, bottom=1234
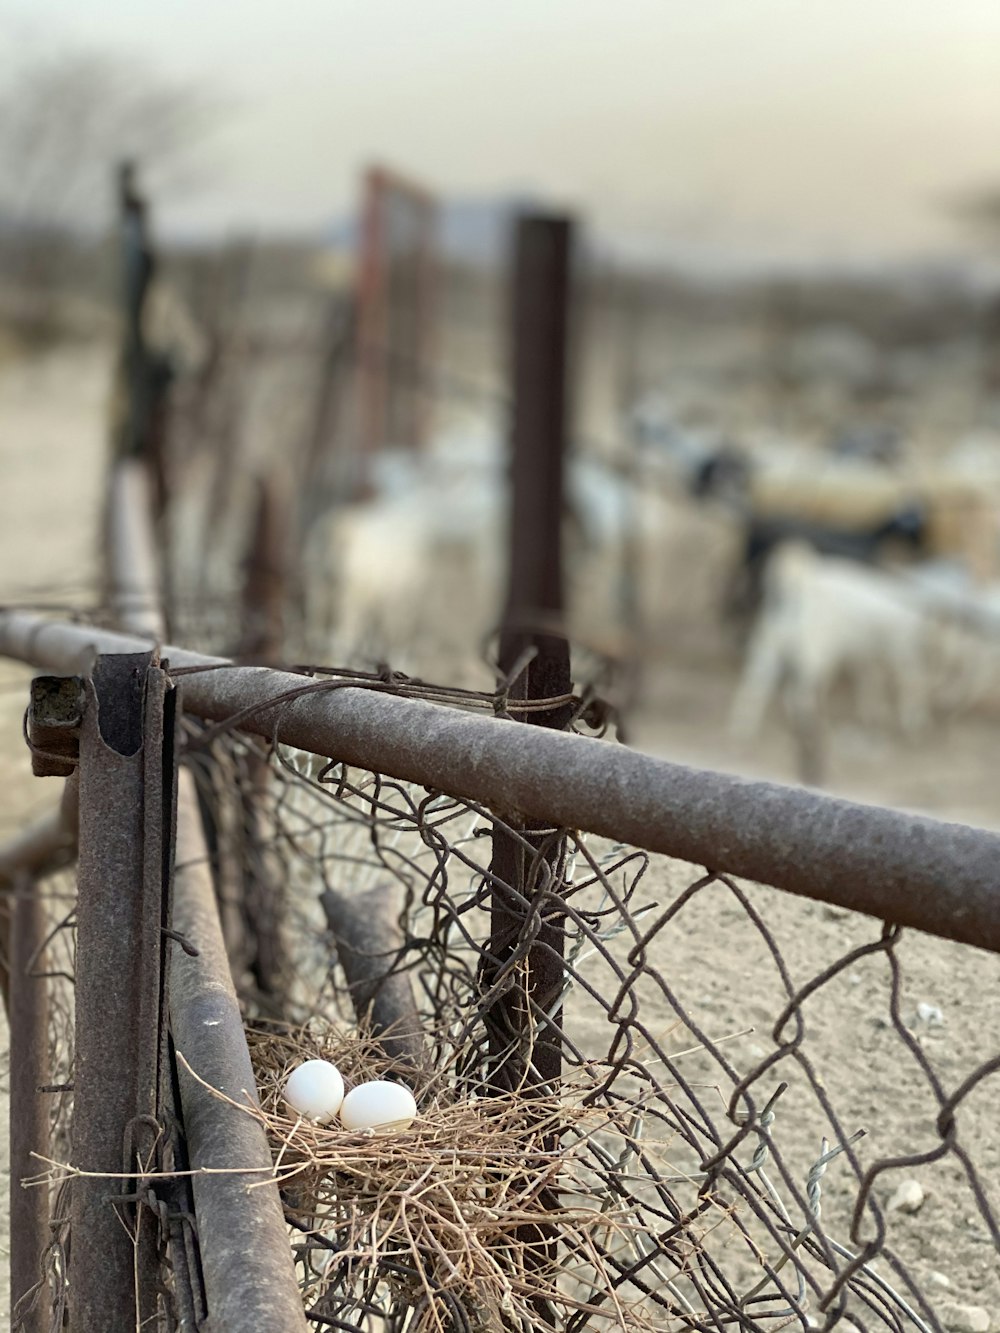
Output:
left=1, top=608, right=999, bottom=955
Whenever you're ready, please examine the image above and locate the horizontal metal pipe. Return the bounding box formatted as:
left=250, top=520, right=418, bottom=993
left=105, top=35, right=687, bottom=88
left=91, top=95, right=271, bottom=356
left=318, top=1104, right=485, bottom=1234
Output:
left=70, top=657, right=165, bottom=1331
left=2, top=609, right=1000, bottom=954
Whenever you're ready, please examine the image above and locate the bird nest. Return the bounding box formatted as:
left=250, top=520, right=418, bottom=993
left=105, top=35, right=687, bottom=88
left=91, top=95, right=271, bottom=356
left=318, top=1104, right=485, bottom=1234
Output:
left=249, top=1021, right=720, bottom=1333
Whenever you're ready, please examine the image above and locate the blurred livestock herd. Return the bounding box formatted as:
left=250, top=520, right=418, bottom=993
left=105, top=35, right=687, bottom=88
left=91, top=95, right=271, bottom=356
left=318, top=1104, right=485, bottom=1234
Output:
left=631, top=390, right=1000, bottom=779
left=287, top=389, right=1000, bottom=783
left=154, top=275, right=1000, bottom=784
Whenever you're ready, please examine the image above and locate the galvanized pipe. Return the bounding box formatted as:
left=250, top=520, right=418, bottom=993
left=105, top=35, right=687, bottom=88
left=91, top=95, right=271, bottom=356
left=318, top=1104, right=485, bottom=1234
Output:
left=171, top=769, right=309, bottom=1332
left=2, top=610, right=1000, bottom=955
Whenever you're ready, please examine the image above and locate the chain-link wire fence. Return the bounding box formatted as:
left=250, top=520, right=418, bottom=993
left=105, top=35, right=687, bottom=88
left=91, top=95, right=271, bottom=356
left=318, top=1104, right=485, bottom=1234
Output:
left=168, top=678, right=1000, bottom=1333
left=10, top=672, right=999, bottom=1331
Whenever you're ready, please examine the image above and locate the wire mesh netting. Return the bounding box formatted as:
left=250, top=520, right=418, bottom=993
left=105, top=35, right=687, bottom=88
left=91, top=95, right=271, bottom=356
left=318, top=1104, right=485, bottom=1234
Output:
left=158, top=660, right=1000, bottom=1333
left=6, top=867, right=77, bottom=1331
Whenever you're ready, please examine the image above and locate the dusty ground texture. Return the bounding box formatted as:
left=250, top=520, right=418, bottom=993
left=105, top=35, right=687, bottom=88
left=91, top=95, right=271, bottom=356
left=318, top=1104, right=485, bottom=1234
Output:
left=577, top=853, right=1000, bottom=1323
left=0, top=340, right=997, bottom=1330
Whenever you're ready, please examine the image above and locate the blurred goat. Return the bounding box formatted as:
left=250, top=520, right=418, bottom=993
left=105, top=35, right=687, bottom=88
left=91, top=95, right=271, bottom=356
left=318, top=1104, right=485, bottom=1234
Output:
left=730, top=542, right=933, bottom=784
left=727, top=501, right=927, bottom=622
left=627, top=391, right=749, bottom=506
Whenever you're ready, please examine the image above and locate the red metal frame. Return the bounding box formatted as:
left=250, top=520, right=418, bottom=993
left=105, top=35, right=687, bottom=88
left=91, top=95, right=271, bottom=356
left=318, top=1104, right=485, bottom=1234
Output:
left=353, top=165, right=437, bottom=494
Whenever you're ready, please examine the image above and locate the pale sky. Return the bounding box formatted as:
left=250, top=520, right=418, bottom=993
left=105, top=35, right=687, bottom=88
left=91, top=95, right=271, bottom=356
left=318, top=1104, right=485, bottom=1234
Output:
left=6, top=0, right=1000, bottom=265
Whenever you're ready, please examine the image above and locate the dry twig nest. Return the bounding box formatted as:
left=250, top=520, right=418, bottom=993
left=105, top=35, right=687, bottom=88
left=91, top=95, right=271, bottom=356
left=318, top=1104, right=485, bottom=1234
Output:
left=249, top=1022, right=697, bottom=1332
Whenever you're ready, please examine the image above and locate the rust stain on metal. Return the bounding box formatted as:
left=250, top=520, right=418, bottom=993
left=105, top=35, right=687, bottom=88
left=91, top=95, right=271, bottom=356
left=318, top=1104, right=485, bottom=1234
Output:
left=27, top=675, right=84, bottom=777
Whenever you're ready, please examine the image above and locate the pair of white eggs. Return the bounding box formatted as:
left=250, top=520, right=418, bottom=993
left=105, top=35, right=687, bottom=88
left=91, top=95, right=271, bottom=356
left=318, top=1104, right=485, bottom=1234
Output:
left=284, top=1060, right=417, bottom=1133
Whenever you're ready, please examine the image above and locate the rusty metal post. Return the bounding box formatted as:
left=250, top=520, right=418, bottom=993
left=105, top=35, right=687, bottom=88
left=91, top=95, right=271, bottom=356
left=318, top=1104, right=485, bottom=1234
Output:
left=353, top=166, right=436, bottom=494
left=503, top=214, right=573, bottom=639
left=487, top=213, right=576, bottom=1322
left=115, top=162, right=172, bottom=490
left=488, top=213, right=575, bottom=1092
left=238, top=473, right=290, bottom=665
left=8, top=874, right=50, bottom=1333
left=299, top=297, right=356, bottom=536
left=69, top=651, right=175, bottom=1332
left=617, top=273, right=648, bottom=699
left=413, top=190, right=437, bottom=453
left=354, top=166, right=387, bottom=498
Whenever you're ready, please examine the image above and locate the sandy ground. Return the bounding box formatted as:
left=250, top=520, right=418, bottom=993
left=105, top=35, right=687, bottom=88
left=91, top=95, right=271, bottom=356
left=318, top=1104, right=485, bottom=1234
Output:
left=0, top=343, right=998, bottom=1329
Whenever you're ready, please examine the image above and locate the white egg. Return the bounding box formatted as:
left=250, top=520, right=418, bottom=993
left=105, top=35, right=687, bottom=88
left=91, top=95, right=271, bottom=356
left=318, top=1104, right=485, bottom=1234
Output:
left=339, top=1080, right=417, bottom=1134
left=283, top=1060, right=345, bottom=1124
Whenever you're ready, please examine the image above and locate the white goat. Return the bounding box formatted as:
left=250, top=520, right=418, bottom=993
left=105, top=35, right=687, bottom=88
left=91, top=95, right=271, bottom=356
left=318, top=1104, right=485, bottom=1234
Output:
left=302, top=431, right=503, bottom=666
left=303, top=425, right=671, bottom=666
left=730, top=543, right=933, bottom=772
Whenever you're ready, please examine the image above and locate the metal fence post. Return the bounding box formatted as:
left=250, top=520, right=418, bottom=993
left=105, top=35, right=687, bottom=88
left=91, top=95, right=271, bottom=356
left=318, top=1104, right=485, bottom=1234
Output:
left=239, top=473, right=290, bottom=665
left=69, top=650, right=176, bottom=1331
left=503, top=214, right=573, bottom=639
left=353, top=165, right=437, bottom=496
left=486, top=213, right=576, bottom=1322
left=488, top=213, right=575, bottom=1090
left=235, top=476, right=291, bottom=1011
